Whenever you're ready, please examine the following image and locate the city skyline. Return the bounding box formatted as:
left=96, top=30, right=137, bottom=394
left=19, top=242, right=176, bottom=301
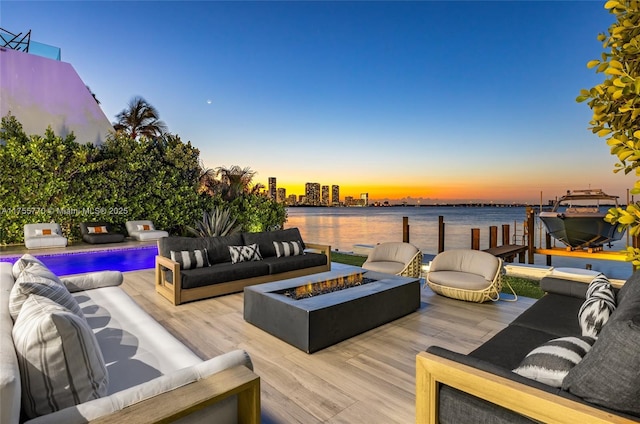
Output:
left=3, top=1, right=637, bottom=203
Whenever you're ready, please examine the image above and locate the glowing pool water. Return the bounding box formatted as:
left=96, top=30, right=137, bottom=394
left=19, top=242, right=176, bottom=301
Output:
left=1, top=246, right=157, bottom=275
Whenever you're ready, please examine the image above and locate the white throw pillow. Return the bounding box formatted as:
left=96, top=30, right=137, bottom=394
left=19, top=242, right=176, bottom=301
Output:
left=170, top=249, right=210, bottom=269
left=12, top=295, right=108, bottom=419
left=273, top=240, right=303, bottom=257
left=87, top=226, right=108, bottom=234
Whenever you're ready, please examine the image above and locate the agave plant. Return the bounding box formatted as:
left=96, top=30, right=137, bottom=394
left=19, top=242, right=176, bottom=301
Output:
left=187, top=206, right=241, bottom=237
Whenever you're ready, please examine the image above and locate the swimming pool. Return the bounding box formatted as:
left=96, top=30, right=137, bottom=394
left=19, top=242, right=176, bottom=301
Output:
left=1, top=246, right=157, bottom=275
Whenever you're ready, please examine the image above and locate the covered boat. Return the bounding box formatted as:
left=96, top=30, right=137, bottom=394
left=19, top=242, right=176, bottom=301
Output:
left=539, top=189, right=625, bottom=249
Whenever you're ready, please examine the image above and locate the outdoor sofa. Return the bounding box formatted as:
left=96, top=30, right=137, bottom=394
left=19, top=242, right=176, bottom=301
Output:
left=416, top=272, right=640, bottom=423
left=156, top=228, right=331, bottom=305
left=1, top=254, right=260, bottom=424
left=79, top=221, right=125, bottom=244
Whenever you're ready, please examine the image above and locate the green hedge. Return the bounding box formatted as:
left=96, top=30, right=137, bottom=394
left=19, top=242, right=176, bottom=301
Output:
left=0, top=114, right=285, bottom=244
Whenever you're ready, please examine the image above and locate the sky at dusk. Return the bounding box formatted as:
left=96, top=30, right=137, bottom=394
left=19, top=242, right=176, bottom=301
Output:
left=2, top=1, right=636, bottom=204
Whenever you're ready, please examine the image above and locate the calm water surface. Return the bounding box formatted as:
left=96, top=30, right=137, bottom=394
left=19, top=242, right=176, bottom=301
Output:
left=286, top=206, right=634, bottom=279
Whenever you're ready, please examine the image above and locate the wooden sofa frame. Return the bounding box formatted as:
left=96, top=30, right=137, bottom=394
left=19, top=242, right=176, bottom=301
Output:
left=156, top=243, right=332, bottom=305
left=92, top=365, right=260, bottom=423
left=416, top=351, right=636, bottom=424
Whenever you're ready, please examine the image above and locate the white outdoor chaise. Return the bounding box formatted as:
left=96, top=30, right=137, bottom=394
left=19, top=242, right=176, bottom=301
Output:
left=361, top=242, right=423, bottom=278
left=426, top=249, right=510, bottom=303
left=24, top=223, right=68, bottom=249
left=125, top=220, right=169, bottom=241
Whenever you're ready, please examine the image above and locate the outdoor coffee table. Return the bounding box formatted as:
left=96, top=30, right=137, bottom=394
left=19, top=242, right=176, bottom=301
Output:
left=243, top=265, right=420, bottom=353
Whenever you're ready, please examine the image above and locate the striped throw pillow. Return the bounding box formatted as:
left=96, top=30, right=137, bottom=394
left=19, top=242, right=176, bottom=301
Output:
left=273, top=240, right=303, bottom=257
left=170, top=249, right=210, bottom=270
left=579, top=274, right=616, bottom=338
left=9, top=271, right=84, bottom=321
left=513, top=336, right=595, bottom=387
left=12, top=295, right=108, bottom=418
left=229, top=244, right=263, bottom=264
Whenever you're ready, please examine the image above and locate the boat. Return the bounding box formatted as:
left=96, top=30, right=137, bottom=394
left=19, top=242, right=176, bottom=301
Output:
left=539, top=189, right=626, bottom=249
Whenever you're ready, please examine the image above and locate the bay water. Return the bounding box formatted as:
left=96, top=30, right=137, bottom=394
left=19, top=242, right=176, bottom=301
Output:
left=285, top=206, right=633, bottom=280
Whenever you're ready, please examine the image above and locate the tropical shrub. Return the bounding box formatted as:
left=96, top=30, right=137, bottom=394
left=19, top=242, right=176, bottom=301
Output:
left=187, top=205, right=241, bottom=237
left=578, top=0, right=640, bottom=265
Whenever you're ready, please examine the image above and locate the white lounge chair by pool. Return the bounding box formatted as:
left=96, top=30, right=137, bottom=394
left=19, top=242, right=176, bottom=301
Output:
left=125, top=220, right=169, bottom=241
left=24, top=223, right=68, bottom=249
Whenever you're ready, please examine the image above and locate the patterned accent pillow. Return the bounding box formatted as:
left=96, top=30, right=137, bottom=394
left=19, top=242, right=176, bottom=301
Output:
left=9, top=271, right=84, bottom=321
left=229, top=244, right=263, bottom=264
left=12, top=254, right=60, bottom=282
left=273, top=240, right=303, bottom=257
left=12, top=295, right=108, bottom=419
left=170, top=249, right=210, bottom=269
left=579, top=274, right=616, bottom=338
left=137, top=224, right=153, bottom=231
left=513, top=336, right=595, bottom=387
left=35, top=228, right=54, bottom=236
left=87, top=226, right=108, bottom=234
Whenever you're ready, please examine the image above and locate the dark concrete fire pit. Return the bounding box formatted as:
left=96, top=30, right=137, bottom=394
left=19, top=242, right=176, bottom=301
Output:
left=243, top=266, right=420, bottom=353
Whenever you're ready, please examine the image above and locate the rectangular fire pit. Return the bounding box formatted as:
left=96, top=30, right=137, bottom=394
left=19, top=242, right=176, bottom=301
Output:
left=243, top=266, right=420, bottom=353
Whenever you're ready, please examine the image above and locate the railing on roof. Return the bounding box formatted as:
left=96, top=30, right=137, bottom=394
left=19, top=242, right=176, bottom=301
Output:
left=0, top=27, right=31, bottom=52
left=0, top=27, right=61, bottom=61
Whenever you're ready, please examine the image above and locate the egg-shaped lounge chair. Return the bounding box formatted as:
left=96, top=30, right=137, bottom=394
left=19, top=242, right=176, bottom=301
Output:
left=362, top=242, right=423, bottom=278
left=426, top=249, right=511, bottom=303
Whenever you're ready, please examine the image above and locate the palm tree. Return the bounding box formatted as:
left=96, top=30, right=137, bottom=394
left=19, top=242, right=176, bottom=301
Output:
left=198, top=165, right=264, bottom=200
left=113, top=96, right=167, bottom=140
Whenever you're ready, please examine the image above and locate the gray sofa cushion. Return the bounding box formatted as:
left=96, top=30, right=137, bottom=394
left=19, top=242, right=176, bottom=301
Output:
left=469, top=325, right=557, bottom=370
left=509, top=293, right=583, bottom=338
left=540, top=277, right=590, bottom=299
left=242, top=228, right=305, bottom=258
left=562, top=273, right=640, bottom=416
left=261, top=253, right=327, bottom=275
left=178, top=261, right=270, bottom=290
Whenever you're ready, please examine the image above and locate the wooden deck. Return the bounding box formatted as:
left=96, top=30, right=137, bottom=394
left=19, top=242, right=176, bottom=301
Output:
left=120, top=265, right=536, bottom=423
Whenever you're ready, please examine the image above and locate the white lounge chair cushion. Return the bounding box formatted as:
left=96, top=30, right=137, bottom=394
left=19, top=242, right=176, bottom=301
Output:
left=360, top=260, right=406, bottom=275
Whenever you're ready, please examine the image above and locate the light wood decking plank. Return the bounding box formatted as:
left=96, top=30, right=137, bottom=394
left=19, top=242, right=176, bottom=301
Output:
left=120, top=269, right=533, bottom=423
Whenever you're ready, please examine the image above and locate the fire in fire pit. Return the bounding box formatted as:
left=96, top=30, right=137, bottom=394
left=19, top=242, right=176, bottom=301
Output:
left=282, top=272, right=376, bottom=300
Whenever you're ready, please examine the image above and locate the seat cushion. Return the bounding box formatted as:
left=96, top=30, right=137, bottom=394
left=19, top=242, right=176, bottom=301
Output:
left=73, top=286, right=202, bottom=394
left=427, top=270, right=492, bottom=291
left=83, top=233, right=126, bottom=244
left=262, top=253, right=327, bottom=274
left=178, top=261, right=270, bottom=289
left=510, top=293, right=583, bottom=338
left=13, top=295, right=108, bottom=419
left=469, top=324, right=558, bottom=370
left=362, top=260, right=405, bottom=275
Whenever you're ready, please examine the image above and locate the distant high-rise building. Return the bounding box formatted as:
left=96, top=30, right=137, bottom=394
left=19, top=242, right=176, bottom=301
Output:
left=344, top=196, right=354, bottom=207
left=321, top=185, right=329, bottom=206
left=331, top=185, right=340, bottom=206
left=277, top=187, right=286, bottom=203
left=305, top=182, right=320, bottom=206
left=268, top=177, right=277, bottom=200
left=360, top=193, right=369, bottom=207
left=287, top=194, right=297, bottom=205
